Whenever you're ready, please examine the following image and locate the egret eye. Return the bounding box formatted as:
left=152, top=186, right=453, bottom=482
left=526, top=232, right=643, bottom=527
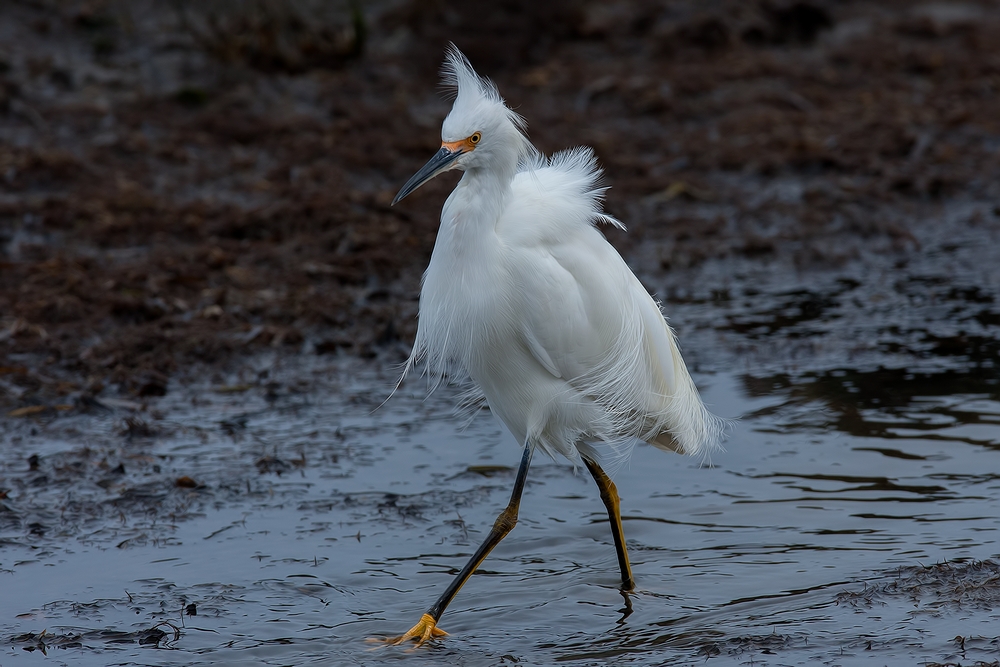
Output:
left=470, top=132, right=481, bottom=144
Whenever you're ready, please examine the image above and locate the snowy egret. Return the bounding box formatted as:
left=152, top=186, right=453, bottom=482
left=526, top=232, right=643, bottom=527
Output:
left=386, top=45, right=727, bottom=645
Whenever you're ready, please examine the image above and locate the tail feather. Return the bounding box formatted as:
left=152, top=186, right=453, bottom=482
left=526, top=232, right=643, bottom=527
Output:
left=649, top=342, right=731, bottom=462
left=573, top=283, right=729, bottom=465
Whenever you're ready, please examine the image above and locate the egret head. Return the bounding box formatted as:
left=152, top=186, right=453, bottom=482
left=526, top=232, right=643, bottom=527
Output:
left=392, top=45, right=531, bottom=205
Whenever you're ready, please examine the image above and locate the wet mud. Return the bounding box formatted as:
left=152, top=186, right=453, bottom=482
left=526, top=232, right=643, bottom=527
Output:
left=3, top=0, right=1000, bottom=665
left=2, top=0, right=1000, bottom=394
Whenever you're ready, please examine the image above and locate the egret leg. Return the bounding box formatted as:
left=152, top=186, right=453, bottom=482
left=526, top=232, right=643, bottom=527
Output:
left=583, top=457, right=635, bottom=591
left=386, top=443, right=533, bottom=645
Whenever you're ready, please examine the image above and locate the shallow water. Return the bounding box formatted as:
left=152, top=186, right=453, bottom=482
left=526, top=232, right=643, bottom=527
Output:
left=3, top=358, right=999, bottom=666
left=2, top=210, right=1000, bottom=666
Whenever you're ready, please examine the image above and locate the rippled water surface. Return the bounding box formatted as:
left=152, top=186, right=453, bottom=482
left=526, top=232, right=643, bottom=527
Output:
left=2, top=212, right=999, bottom=666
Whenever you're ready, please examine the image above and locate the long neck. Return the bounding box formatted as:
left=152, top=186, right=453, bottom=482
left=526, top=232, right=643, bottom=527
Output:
left=443, top=160, right=516, bottom=236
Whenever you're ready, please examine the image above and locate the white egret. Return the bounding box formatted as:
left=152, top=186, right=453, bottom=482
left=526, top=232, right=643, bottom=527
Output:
left=386, top=45, right=727, bottom=645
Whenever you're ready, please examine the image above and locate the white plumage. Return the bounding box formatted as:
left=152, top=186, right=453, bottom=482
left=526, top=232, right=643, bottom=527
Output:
left=384, top=44, right=729, bottom=646
left=400, top=46, right=725, bottom=466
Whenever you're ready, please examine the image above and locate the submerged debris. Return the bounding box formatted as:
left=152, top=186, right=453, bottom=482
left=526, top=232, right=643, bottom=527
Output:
left=837, top=560, right=1000, bottom=611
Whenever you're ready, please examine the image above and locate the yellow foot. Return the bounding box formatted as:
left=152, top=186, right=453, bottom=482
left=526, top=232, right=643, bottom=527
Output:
left=385, top=613, right=448, bottom=646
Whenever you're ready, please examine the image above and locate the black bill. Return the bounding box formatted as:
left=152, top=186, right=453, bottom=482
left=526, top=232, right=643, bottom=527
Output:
left=392, top=146, right=464, bottom=205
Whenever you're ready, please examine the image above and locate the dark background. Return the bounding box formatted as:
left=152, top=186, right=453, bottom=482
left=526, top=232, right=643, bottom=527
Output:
left=2, top=0, right=999, bottom=403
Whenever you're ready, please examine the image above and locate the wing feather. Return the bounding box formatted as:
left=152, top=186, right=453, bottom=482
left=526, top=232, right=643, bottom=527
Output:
left=497, top=146, right=726, bottom=461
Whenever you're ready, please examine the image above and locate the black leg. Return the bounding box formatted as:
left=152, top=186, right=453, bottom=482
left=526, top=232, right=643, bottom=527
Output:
left=388, top=443, right=534, bottom=644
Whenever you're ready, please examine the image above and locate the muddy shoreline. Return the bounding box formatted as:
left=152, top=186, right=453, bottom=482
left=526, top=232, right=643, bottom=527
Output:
left=3, top=0, right=1000, bottom=406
